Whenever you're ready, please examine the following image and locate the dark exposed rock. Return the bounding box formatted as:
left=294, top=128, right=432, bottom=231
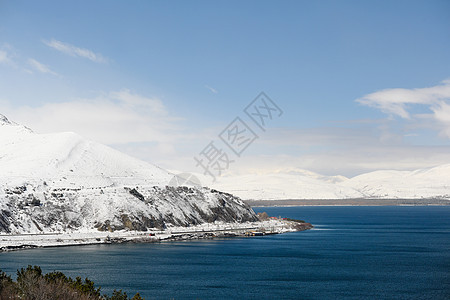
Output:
left=257, top=212, right=270, bottom=221
left=119, top=213, right=165, bottom=231
left=5, top=186, right=27, bottom=195
left=292, top=222, right=313, bottom=231
left=31, top=220, right=43, bottom=231
left=28, top=195, right=41, bottom=206
left=95, top=220, right=113, bottom=232
left=0, top=184, right=258, bottom=233
left=51, top=192, right=65, bottom=199
left=0, top=210, right=11, bottom=233
left=128, top=188, right=145, bottom=202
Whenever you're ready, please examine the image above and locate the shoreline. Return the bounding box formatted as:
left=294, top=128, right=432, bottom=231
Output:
left=245, top=198, right=450, bottom=207
left=0, top=219, right=313, bottom=252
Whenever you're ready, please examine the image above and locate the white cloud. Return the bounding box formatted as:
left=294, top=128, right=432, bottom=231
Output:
left=432, top=101, right=450, bottom=138
left=1, top=44, right=59, bottom=74
left=0, top=89, right=180, bottom=145
left=27, top=58, right=58, bottom=76
left=0, top=50, right=11, bottom=64
left=205, top=85, right=218, bottom=94
left=128, top=123, right=450, bottom=178
left=357, top=80, right=450, bottom=138
left=2, top=84, right=450, bottom=178
left=110, top=89, right=167, bottom=115
left=0, top=46, right=15, bottom=66
left=43, top=39, right=108, bottom=63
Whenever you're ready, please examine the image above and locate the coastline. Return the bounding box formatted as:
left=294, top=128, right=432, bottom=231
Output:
left=245, top=198, right=450, bottom=207
left=0, top=219, right=313, bottom=252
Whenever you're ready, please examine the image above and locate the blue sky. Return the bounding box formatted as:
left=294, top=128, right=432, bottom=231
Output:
left=1, top=0, right=450, bottom=177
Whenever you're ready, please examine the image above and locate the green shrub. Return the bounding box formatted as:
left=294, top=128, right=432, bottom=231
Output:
left=0, top=266, right=144, bottom=300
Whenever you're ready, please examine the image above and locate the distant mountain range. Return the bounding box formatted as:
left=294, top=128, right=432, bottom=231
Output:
left=211, top=165, right=450, bottom=200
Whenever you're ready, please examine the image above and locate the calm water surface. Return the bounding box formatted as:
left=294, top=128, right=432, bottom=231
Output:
left=1, top=206, right=449, bottom=299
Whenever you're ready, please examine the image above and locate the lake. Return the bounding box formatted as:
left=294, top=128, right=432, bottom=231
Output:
left=1, top=206, right=449, bottom=299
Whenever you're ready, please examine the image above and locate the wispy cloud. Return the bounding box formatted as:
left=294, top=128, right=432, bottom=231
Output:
left=1, top=44, right=59, bottom=75
left=205, top=85, right=218, bottom=94
left=43, top=39, right=108, bottom=63
left=0, top=50, right=11, bottom=65
left=357, top=80, right=450, bottom=138
left=432, top=101, right=450, bottom=138
left=0, top=89, right=178, bottom=145
left=2, top=83, right=450, bottom=178
left=110, top=89, right=167, bottom=115
left=27, top=58, right=58, bottom=76
left=0, top=45, right=15, bottom=66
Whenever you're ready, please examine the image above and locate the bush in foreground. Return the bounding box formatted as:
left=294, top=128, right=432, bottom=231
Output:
left=0, top=265, right=143, bottom=300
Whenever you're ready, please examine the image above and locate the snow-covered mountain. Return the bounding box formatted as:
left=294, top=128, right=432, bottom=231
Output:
left=2, top=112, right=448, bottom=230
left=0, top=114, right=257, bottom=234
left=340, top=165, right=450, bottom=199
left=210, top=164, right=450, bottom=200
left=211, top=169, right=362, bottom=200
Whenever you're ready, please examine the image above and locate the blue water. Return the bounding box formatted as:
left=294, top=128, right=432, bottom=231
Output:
left=1, top=206, right=449, bottom=299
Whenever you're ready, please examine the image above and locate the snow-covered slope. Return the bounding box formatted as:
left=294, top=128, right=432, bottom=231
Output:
left=0, top=115, right=171, bottom=188
left=340, top=165, right=450, bottom=199
left=0, top=114, right=257, bottom=234
left=212, top=169, right=362, bottom=200
left=211, top=165, right=450, bottom=200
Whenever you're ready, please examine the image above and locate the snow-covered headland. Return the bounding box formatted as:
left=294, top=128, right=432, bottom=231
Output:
left=0, top=218, right=312, bottom=251
left=0, top=114, right=312, bottom=250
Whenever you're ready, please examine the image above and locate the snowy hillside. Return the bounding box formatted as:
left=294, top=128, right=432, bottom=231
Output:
left=340, top=165, right=450, bottom=199
left=211, top=169, right=361, bottom=200
left=0, top=114, right=172, bottom=188
left=0, top=114, right=257, bottom=234
left=211, top=166, right=450, bottom=201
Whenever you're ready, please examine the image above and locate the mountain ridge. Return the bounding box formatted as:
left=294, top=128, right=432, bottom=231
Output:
left=0, top=115, right=258, bottom=234
left=210, top=164, right=450, bottom=200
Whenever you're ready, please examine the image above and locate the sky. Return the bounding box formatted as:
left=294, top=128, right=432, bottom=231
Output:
left=1, top=0, right=450, bottom=178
